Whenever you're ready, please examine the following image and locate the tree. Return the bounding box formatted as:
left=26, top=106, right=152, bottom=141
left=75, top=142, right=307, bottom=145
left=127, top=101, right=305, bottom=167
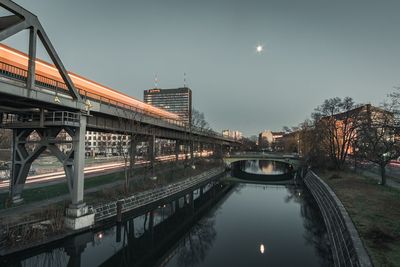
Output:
left=312, top=97, right=361, bottom=169
left=191, top=108, right=211, bottom=132
left=116, top=108, right=147, bottom=193
left=0, top=129, right=11, bottom=149
left=296, top=119, right=328, bottom=167
left=357, top=96, right=400, bottom=185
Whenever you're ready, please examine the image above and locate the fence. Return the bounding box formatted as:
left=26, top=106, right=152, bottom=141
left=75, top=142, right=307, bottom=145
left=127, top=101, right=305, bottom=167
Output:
left=304, top=171, right=372, bottom=267
left=92, top=167, right=224, bottom=221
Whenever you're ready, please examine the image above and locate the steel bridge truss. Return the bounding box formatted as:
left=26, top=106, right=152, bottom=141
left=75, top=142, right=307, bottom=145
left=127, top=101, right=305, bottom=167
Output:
left=10, top=119, right=86, bottom=205
left=0, top=0, right=82, bottom=102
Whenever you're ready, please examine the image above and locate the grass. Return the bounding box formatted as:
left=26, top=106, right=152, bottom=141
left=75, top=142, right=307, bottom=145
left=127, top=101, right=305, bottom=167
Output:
left=317, top=169, right=400, bottom=267
left=0, top=171, right=125, bottom=209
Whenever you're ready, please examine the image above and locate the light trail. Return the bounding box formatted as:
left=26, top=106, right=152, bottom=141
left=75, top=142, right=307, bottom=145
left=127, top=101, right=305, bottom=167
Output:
left=0, top=152, right=213, bottom=190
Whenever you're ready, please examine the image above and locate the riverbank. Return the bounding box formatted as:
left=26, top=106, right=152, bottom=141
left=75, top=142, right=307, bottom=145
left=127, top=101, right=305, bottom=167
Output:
left=316, top=169, right=400, bottom=267
left=0, top=159, right=224, bottom=256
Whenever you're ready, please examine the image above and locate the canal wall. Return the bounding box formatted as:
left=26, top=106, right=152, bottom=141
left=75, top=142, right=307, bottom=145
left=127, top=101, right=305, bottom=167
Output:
left=303, top=170, right=373, bottom=267
left=92, top=167, right=225, bottom=222
left=0, top=166, right=225, bottom=256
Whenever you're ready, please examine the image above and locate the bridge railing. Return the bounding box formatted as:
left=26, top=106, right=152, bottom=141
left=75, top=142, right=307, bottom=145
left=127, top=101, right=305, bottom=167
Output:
left=44, top=111, right=80, bottom=126
left=226, top=152, right=300, bottom=159
left=0, top=111, right=81, bottom=128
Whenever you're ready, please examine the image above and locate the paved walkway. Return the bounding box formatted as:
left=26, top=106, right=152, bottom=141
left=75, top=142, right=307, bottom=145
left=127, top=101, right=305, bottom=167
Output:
left=355, top=167, right=400, bottom=190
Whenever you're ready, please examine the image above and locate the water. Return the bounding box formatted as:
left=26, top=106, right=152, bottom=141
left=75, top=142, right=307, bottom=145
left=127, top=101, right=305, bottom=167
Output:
left=1, top=161, right=332, bottom=267
left=163, top=184, right=332, bottom=267
left=241, top=159, right=290, bottom=175
left=231, top=159, right=296, bottom=182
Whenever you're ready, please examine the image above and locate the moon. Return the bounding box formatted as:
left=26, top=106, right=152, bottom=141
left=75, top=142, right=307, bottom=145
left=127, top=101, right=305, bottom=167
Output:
left=256, top=45, right=263, bottom=53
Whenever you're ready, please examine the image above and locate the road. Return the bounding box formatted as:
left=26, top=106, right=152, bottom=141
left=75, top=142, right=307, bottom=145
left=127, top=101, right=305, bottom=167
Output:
left=0, top=152, right=213, bottom=192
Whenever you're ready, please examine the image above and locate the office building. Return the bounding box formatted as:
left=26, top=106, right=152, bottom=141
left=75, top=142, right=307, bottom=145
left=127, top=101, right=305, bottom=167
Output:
left=144, top=87, right=192, bottom=125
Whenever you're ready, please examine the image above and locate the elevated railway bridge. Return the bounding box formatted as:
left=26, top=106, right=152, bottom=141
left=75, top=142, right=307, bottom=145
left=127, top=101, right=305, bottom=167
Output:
left=0, top=0, right=239, bottom=229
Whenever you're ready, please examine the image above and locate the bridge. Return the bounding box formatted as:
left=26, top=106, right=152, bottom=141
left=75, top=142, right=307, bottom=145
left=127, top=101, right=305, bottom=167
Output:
left=223, top=152, right=303, bottom=169
left=0, top=0, right=238, bottom=229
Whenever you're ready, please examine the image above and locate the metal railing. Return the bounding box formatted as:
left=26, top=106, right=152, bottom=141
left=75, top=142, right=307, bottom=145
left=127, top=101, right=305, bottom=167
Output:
left=44, top=111, right=80, bottom=125
left=93, top=167, right=224, bottom=221
left=0, top=111, right=80, bottom=127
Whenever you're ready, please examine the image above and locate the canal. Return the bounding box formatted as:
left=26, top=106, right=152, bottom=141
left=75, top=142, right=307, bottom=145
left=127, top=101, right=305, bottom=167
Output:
left=1, top=160, right=333, bottom=266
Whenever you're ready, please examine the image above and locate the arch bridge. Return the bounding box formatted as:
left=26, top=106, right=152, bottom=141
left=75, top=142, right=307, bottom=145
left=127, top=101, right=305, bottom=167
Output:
left=223, top=152, right=303, bottom=169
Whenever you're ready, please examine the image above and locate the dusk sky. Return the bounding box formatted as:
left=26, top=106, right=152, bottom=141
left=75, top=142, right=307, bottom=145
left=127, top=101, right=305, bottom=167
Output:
left=4, top=0, right=400, bottom=136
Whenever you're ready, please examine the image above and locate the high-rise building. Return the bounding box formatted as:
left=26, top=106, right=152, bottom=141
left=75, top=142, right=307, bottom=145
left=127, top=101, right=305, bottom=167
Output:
left=144, top=87, right=192, bottom=125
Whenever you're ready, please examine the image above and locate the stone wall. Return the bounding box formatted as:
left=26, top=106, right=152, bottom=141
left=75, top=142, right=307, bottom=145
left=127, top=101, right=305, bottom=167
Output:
left=304, top=170, right=372, bottom=267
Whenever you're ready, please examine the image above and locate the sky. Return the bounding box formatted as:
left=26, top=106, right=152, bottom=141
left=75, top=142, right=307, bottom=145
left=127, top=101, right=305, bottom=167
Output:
left=3, top=0, right=400, bottom=136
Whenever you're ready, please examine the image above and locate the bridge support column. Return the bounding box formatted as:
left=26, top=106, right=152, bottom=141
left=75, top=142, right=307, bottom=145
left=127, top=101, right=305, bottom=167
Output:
left=10, top=129, right=46, bottom=204
left=9, top=113, right=93, bottom=229
left=64, top=115, right=94, bottom=230
left=129, top=135, right=137, bottom=178
left=212, top=143, right=223, bottom=158
left=189, top=140, right=194, bottom=160
left=148, top=135, right=155, bottom=168
left=175, top=140, right=181, bottom=162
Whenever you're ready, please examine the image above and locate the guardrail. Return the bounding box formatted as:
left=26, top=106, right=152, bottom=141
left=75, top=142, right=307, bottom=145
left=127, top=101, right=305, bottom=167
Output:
left=92, top=167, right=224, bottom=221
left=304, top=171, right=372, bottom=267
left=1, top=111, right=80, bottom=127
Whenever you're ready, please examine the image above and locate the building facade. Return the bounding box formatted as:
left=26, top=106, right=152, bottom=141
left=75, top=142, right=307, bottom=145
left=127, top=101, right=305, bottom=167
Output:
left=222, top=129, right=243, bottom=140
left=258, top=130, right=285, bottom=150
left=144, top=87, right=192, bottom=125
left=85, top=132, right=129, bottom=157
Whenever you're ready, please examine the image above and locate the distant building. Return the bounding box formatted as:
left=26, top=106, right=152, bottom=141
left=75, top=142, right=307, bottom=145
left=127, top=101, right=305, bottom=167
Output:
left=144, top=87, right=192, bottom=125
left=320, top=104, right=396, bottom=155
left=222, top=129, right=243, bottom=140
left=85, top=131, right=129, bottom=157
left=258, top=130, right=285, bottom=150
left=279, top=131, right=301, bottom=153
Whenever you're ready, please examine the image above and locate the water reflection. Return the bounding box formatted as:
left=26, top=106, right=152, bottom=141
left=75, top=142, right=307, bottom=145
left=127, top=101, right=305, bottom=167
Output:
left=0, top=181, right=228, bottom=267
left=242, top=160, right=289, bottom=175
left=0, top=177, right=332, bottom=267
left=174, top=216, right=216, bottom=267
left=163, top=183, right=333, bottom=267
left=231, top=160, right=295, bottom=182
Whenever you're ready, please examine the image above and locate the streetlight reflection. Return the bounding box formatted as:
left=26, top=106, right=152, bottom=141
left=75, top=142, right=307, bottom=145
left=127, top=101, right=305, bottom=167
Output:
left=260, top=243, right=265, bottom=254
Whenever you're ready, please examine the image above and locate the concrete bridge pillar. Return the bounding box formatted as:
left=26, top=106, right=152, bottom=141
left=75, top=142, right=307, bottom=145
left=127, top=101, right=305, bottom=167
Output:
left=148, top=135, right=156, bottom=167
left=183, top=141, right=189, bottom=161
left=64, top=114, right=94, bottom=230
left=71, top=115, right=86, bottom=205
left=175, top=140, right=181, bottom=161
left=129, top=135, right=137, bottom=178
left=190, top=140, right=194, bottom=159
left=212, top=143, right=223, bottom=158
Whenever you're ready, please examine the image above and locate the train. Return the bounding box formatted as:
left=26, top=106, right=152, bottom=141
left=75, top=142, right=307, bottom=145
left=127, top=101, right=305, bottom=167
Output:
left=0, top=43, right=182, bottom=122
